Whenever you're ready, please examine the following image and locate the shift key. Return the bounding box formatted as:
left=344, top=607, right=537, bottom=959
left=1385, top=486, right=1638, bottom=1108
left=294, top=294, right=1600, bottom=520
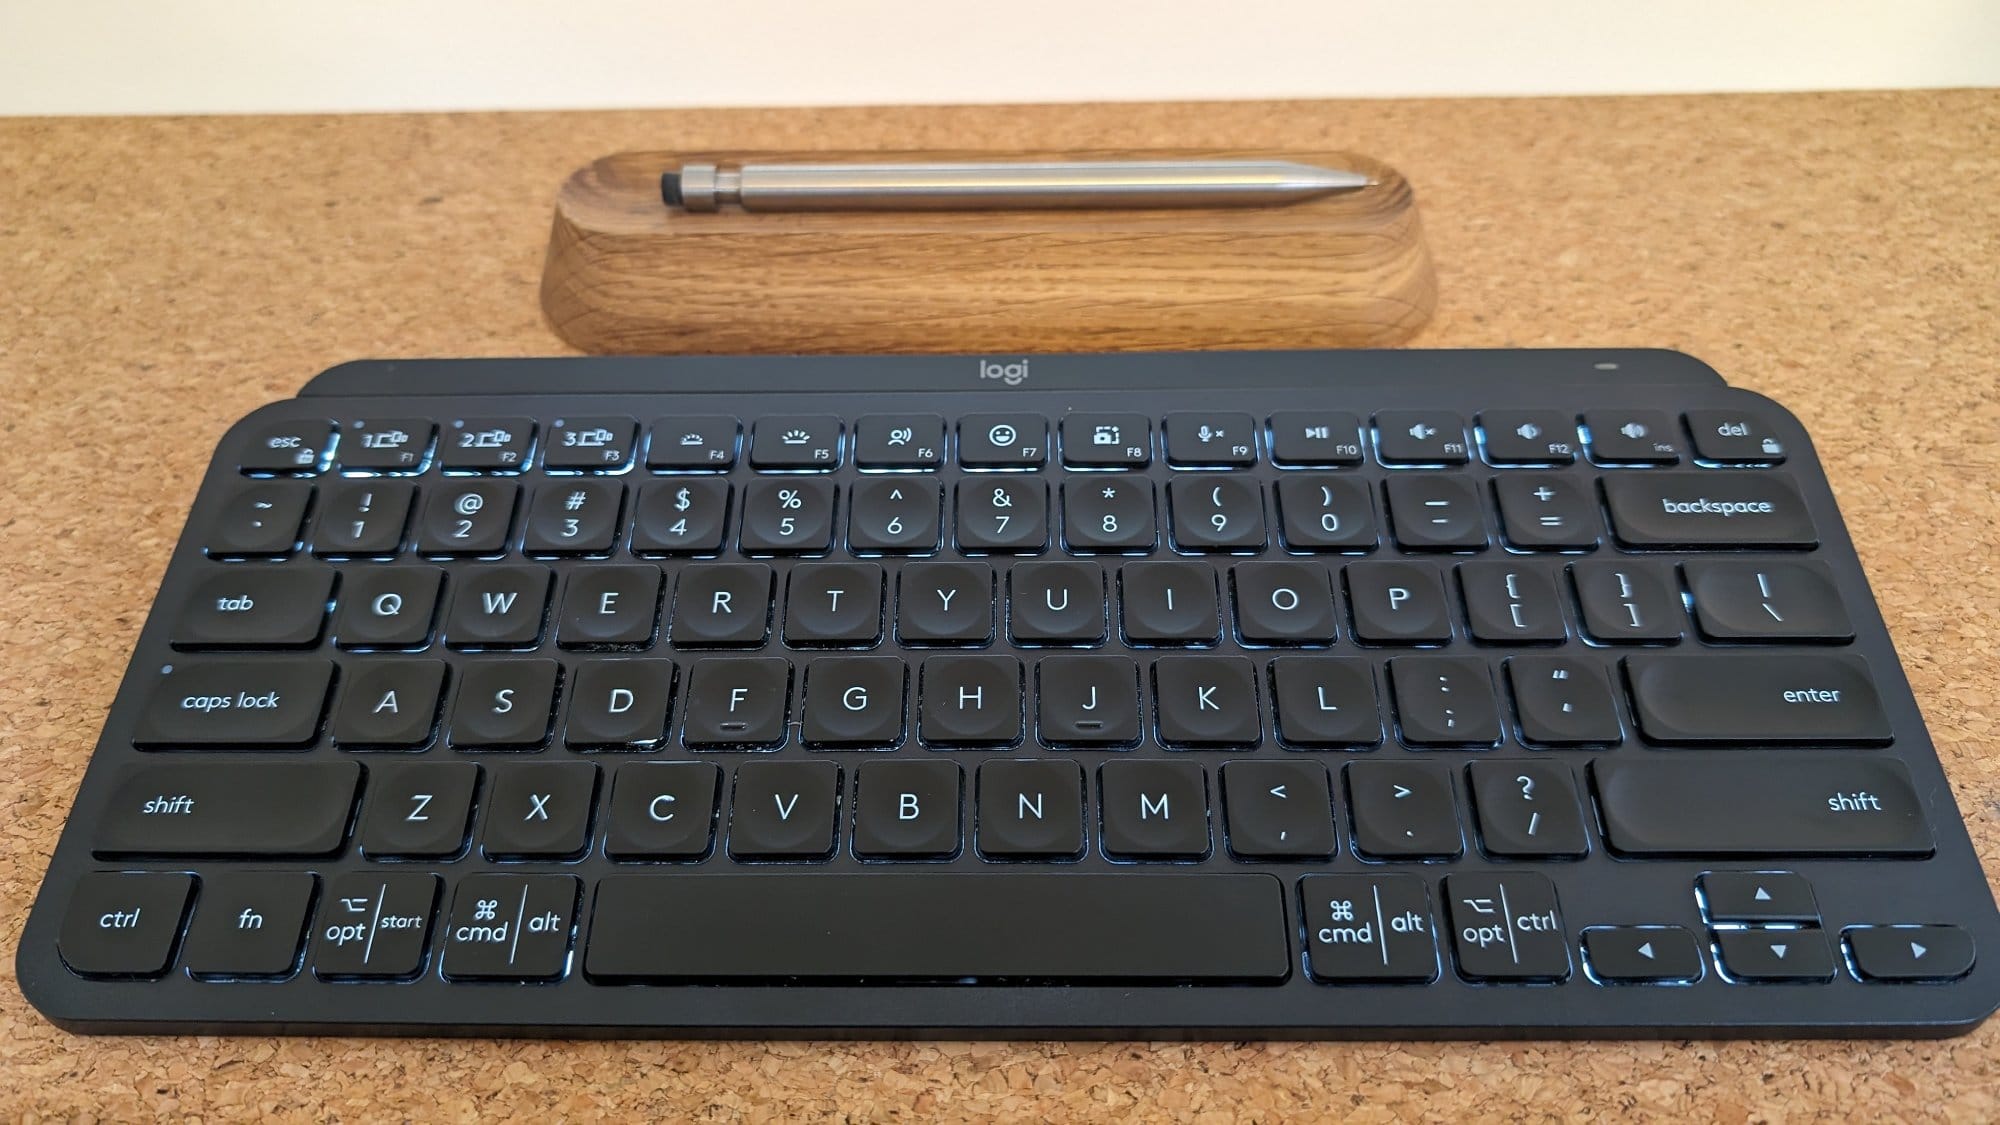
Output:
left=93, top=760, right=360, bottom=857
left=133, top=658, right=333, bottom=747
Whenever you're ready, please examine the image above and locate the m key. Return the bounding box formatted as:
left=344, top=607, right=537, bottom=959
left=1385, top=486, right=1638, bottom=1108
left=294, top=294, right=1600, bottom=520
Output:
left=1099, top=761, right=1209, bottom=859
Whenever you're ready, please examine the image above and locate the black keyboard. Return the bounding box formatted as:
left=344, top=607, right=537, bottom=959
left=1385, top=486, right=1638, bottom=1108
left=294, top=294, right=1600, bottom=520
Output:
left=20, top=349, right=1999, bottom=1038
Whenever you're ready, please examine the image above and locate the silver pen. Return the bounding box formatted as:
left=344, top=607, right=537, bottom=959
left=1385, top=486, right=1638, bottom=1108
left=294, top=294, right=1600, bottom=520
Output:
left=662, top=159, right=1372, bottom=212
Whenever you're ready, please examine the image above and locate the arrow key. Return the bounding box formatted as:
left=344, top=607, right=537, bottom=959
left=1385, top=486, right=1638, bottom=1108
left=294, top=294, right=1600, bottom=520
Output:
left=1845, top=925, right=1975, bottom=982
left=1700, top=871, right=1819, bottom=924
left=1582, top=926, right=1703, bottom=983
left=1221, top=760, right=1336, bottom=860
left=1715, top=927, right=1834, bottom=981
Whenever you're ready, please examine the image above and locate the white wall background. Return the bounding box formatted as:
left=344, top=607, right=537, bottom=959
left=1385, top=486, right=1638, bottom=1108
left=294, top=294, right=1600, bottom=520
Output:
left=2, top=0, right=1996, bottom=116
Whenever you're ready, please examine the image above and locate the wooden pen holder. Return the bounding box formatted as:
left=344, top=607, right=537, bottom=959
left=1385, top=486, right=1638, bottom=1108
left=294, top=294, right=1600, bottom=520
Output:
left=541, top=149, right=1435, bottom=355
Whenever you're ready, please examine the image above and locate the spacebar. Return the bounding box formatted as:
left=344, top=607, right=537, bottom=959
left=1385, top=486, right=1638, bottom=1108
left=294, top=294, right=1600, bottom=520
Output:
left=585, top=873, right=1291, bottom=982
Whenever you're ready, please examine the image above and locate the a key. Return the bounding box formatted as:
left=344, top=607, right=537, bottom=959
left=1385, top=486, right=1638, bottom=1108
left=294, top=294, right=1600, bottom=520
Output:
left=442, top=874, right=580, bottom=980
left=1118, top=561, right=1219, bottom=645
left=1099, top=761, right=1209, bottom=859
left=557, top=564, right=663, bottom=649
left=1268, top=411, right=1364, bottom=467
left=337, top=418, right=435, bottom=472
left=740, top=478, right=836, bottom=553
left=1467, top=760, right=1589, bottom=858
left=784, top=562, right=885, bottom=646
left=132, top=658, right=333, bottom=748
left=1345, top=561, right=1452, bottom=644
left=1494, top=474, right=1600, bottom=549
left=605, top=762, right=720, bottom=859
left=523, top=480, right=624, bottom=554
left=896, top=562, right=994, bottom=645
left=332, top=659, right=446, bottom=747
left=1009, top=561, right=1106, bottom=644
left=565, top=659, right=676, bottom=749
left=853, top=414, right=944, bottom=470
left=646, top=415, right=740, bottom=470
left=847, top=478, right=941, bottom=553
left=1572, top=561, right=1683, bottom=643
left=919, top=655, right=1022, bottom=746
left=1478, top=410, right=1579, bottom=465
left=1164, top=412, right=1257, bottom=467
left=1274, top=475, right=1378, bottom=551
left=1061, top=478, right=1156, bottom=552
left=1445, top=872, right=1571, bottom=981
left=1168, top=476, right=1266, bottom=551
left=1036, top=654, right=1140, bottom=746
left=1153, top=655, right=1261, bottom=748
left=544, top=416, right=636, bottom=471
left=630, top=479, right=730, bottom=555
left=239, top=418, right=334, bottom=474
left=312, top=480, right=415, bottom=556
left=57, top=872, right=195, bottom=977
left=444, top=565, right=553, bottom=649
left=1060, top=413, right=1151, bottom=467
left=1299, top=874, right=1438, bottom=982
left=1346, top=761, right=1461, bottom=859
left=1601, top=471, right=1817, bottom=548
left=447, top=659, right=559, bottom=749
left=669, top=563, right=773, bottom=647
left=1582, top=926, right=1704, bottom=984
left=182, top=872, right=316, bottom=978
left=312, top=872, right=439, bottom=979
left=333, top=566, right=444, bottom=649
left=955, top=479, right=1048, bottom=552
left=1232, top=561, right=1337, bottom=645
left=1373, top=411, right=1469, bottom=465
left=1700, top=872, right=1819, bottom=924
left=357, top=762, right=479, bottom=858
left=1714, top=929, right=1834, bottom=982
left=92, top=761, right=359, bottom=857
left=1458, top=563, right=1567, bottom=644
left=1584, top=409, right=1680, bottom=464
left=439, top=417, right=535, bottom=471
left=479, top=762, right=599, bottom=858
left=1592, top=753, right=1930, bottom=856
left=681, top=658, right=792, bottom=749
left=959, top=414, right=1047, bottom=469
left=207, top=481, right=311, bottom=557
left=1683, top=559, right=1853, bottom=642
left=1623, top=653, right=1891, bottom=744
left=1846, top=925, right=1976, bottom=982
left=801, top=656, right=906, bottom=748
left=1384, top=474, right=1487, bottom=550
left=1388, top=656, right=1501, bottom=746
left=172, top=567, right=334, bottom=649
left=1268, top=656, right=1381, bottom=747
left=1222, top=760, right=1337, bottom=859
left=416, top=480, right=519, bottom=555
left=1685, top=410, right=1787, bottom=464
left=976, top=759, right=1085, bottom=858
left=1505, top=655, right=1621, bottom=744
left=729, top=761, right=840, bottom=859
left=854, top=761, right=962, bottom=858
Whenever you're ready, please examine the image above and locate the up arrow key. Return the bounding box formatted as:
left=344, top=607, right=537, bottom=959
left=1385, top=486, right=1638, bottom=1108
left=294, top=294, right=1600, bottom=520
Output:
left=1754, top=886, right=1772, bottom=901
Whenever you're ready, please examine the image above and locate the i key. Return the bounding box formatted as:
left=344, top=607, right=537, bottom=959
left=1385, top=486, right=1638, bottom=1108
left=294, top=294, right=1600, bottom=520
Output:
left=1119, top=562, right=1219, bottom=645
left=1467, top=760, right=1589, bottom=858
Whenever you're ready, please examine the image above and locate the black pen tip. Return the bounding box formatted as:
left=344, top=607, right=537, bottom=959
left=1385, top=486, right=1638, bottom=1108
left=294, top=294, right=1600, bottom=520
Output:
left=660, top=171, right=682, bottom=207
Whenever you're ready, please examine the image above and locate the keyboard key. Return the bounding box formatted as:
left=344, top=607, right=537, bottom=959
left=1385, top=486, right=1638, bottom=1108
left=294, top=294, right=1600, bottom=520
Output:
left=1714, top=928, right=1834, bottom=982
left=1494, top=474, right=1599, bottom=549
left=1009, top=561, right=1106, bottom=644
left=784, top=562, right=885, bottom=646
left=445, top=565, right=553, bottom=649
left=1300, top=874, right=1438, bottom=983
left=1118, top=561, right=1219, bottom=645
left=1684, top=559, right=1853, bottom=642
left=1467, top=760, right=1589, bottom=858
left=1458, top=563, right=1566, bottom=644
left=1164, top=412, right=1257, bottom=466
left=1347, top=761, right=1461, bottom=859
left=132, top=658, right=333, bottom=748
left=1445, top=872, right=1570, bottom=981
left=854, top=414, right=944, bottom=469
left=1099, top=761, right=1209, bottom=859
left=207, top=481, right=311, bottom=557
left=1384, top=475, right=1486, bottom=550
left=1232, top=561, right=1337, bottom=645
left=1269, top=411, right=1363, bottom=467
left=439, top=417, right=535, bottom=471
left=976, top=759, right=1085, bottom=858
left=565, top=659, right=675, bottom=749
left=172, top=566, right=334, bottom=649
left=1584, top=409, right=1680, bottom=464
left=848, top=478, right=942, bottom=553
left=1222, top=760, right=1337, bottom=859
left=558, top=565, right=663, bottom=649
left=1374, top=411, right=1469, bottom=465
left=313, top=480, right=416, bottom=556
left=1153, top=655, right=1261, bottom=748
left=480, top=762, right=598, bottom=858
left=1478, top=410, right=1578, bottom=465
left=1274, top=475, right=1377, bottom=551
left=523, top=480, right=624, bottom=554
left=1506, top=655, right=1621, bottom=745
left=358, top=762, right=479, bottom=858
left=1685, top=410, right=1787, bottom=464
left=1582, top=926, right=1703, bottom=984
left=802, top=656, right=906, bottom=748
left=647, top=415, right=740, bottom=470
left=313, top=872, right=439, bottom=979
left=1061, top=478, right=1156, bottom=552
left=669, top=563, right=773, bottom=647
left=240, top=418, right=334, bottom=474
left=443, top=874, right=580, bottom=980
left=896, top=562, right=994, bottom=644
left=1269, top=656, right=1381, bottom=748
left=1344, top=562, right=1451, bottom=644
left=854, top=761, right=962, bottom=858
left=1601, top=471, right=1817, bottom=548
left=59, top=872, right=194, bottom=977
left=92, top=760, right=358, bottom=856
left=1388, top=656, right=1501, bottom=746
left=1571, top=561, right=1683, bottom=643
left=332, top=658, right=446, bottom=747
left=1036, top=654, right=1140, bottom=746
left=333, top=566, right=443, bottom=649
left=919, top=655, right=1022, bottom=746
left=740, top=478, right=836, bottom=553
left=958, top=414, right=1047, bottom=469
left=682, top=658, right=792, bottom=749
left=544, top=416, right=636, bottom=470
left=730, top=761, right=840, bottom=859
left=338, top=418, right=435, bottom=472
left=752, top=416, right=844, bottom=471
left=1060, top=413, right=1151, bottom=467
left=448, top=659, right=559, bottom=749
left=1593, top=753, right=1931, bottom=856
left=183, top=872, right=315, bottom=978
left=417, top=480, right=519, bottom=555
left=605, top=762, right=720, bottom=859
left=1624, top=653, right=1891, bottom=744
left=956, top=478, right=1048, bottom=552
left=1846, top=925, right=1975, bottom=982
left=1168, top=476, right=1266, bottom=551
left=630, top=479, right=731, bottom=555
left=1700, top=871, right=1819, bottom=924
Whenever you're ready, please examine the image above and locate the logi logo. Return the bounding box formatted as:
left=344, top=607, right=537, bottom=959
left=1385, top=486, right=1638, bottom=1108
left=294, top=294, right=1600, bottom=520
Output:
left=978, top=359, right=1030, bottom=386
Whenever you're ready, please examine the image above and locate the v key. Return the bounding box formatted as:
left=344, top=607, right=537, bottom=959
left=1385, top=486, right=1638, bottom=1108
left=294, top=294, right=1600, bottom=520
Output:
left=729, top=762, right=839, bottom=861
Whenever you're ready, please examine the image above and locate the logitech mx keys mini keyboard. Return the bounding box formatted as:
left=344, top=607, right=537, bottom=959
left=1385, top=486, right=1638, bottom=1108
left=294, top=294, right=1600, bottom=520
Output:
left=19, top=349, right=2000, bottom=1038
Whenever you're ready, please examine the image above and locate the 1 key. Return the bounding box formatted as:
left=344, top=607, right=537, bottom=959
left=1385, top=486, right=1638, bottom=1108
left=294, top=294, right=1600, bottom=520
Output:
left=313, top=480, right=415, bottom=556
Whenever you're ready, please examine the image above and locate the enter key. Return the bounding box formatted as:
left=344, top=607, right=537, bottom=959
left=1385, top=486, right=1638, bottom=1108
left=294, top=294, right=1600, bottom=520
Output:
left=1624, top=652, right=1891, bottom=745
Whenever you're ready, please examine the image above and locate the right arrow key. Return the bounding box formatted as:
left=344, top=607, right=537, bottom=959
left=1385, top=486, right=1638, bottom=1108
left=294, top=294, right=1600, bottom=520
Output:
left=1845, top=925, right=1976, bottom=982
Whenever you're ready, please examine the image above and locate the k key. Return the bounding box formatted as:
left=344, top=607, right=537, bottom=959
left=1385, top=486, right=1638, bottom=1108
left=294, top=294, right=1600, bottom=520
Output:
left=1154, top=655, right=1261, bottom=748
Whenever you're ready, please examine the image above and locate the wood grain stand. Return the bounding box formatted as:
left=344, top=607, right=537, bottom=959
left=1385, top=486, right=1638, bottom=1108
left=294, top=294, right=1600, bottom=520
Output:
left=541, top=149, right=1435, bottom=355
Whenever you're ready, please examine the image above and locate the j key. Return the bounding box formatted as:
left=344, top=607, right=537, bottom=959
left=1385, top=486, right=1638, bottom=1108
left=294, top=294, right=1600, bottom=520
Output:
left=896, top=562, right=994, bottom=644
left=417, top=480, right=519, bottom=555
left=1269, top=656, right=1380, bottom=748
left=444, top=564, right=552, bottom=649
left=1601, top=471, right=1817, bottom=548
left=1458, top=563, right=1567, bottom=644
left=172, top=567, right=334, bottom=648
left=853, top=413, right=944, bottom=469
left=958, top=413, right=1046, bottom=468
left=183, top=872, right=315, bottom=978
left=1494, top=474, right=1599, bottom=549
left=1060, top=413, right=1151, bottom=467
left=312, top=480, right=415, bottom=556
left=605, top=762, right=720, bottom=859
left=1846, top=925, right=1977, bottom=982
left=565, top=659, right=676, bottom=749
left=1274, top=475, right=1378, bottom=551
left=1623, top=653, right=1891, bottom=744
left=1168, top=476, right=1266, bottom=551
left=854, top=761, right=962, bottom=858
left=1153, top=655, right=1261, bottom=748
left=92, top=760, right=359, bottom=857
left=1684, top=559, right=1854, bottom=642
left=331, top=659, right=446, bottom=747
left=58, top=872, right=195, bottom=978
left=1300, top=874, right=1437, bottom=982
left=1467, top=760, right=1589, bottom=858
left=312, top=872, right=439, bottom=979
left=1099, top=761, right=1209, bottom=859
left=630, top=479, right=730, bottom=555
left=558, top=565, right=663, bottom=648
left=1036, top=654, right=1140, bottom=746
left=1714, top=928, right=1834, bottom=982
left=1061, top=478, right=1156, bottom=552
left=1232, top=561, right=1337, bottom=645
left=919, top=655, right=1023, bottom=746
left=442, top=874, right=580, bottom=981
left=1388, top=656, right=1501, bottom=746
left=1119, top=561, right=1220, bottom=645
left=480, top=762, right=599, bottom=858
left=333, top=565, right=443, bottom=648
left=956, top=478, right=1048, bottom=552
left=523, top=480, right=624, bottom=554
left=848, top=478, right=942, bottom=553
left=239, top=417, right=333, bottom=474
left=1478, top=410, right=1579, bottom=465
left=669, top=563, right=773, bottom=647
left=729, top=761, right=840, bottom=859
left=977, top=759, right=1085, bottom=858
left=132, top=658, right=333, bottom=748
left=785, top=562, right=885, bottom=646
left=207, top=481, right=311, bottom=556
left=646, top=415, right=740, bottom=470
left=338, top=418, right=435, bottom=472
left=1222, top=760, right=1338, bottom=859
left=1572, top=561, right=1683, bottom=643
left=1384, top=475, right=1486, bottom=550
left=740, top=478, right=836, bottom=553
left=1582, top=926, right=1704, bottom=984
left=801, top=656, right=906, bottom=748
left=544, top=416, right=636, bottom=470
left=1269, top=411, right=1364, bottom=467
left=1584, top=409, right=1680, bottom=464
left=1346, top=761, right=1462, bottom=859
left=1445, top=873, right=1571, bottom=981
left=448, top=659, right=559, bottom=749
left=1506, top=655, right=1622, bottom=744
left=1374, top=411, right=1469, bottom=465
left=439, top=417, right=535, bottom=471
left=1164, top=412, right=1257, bottom=467
left=1701, top=871, right=1819, bottom=923
left=1592, top=752, right=1931, bottom=856
left=1345, top=561, right=1452, bottom=644
left=682, top=658, right=792, bottom=749
left=1009, top=561, right=1106, bottom=644
left=1686, top=410, right=1787, bottom=464
left=357, top=761, right=480, bottom=858
left=751, top=415, right=843, bottom=470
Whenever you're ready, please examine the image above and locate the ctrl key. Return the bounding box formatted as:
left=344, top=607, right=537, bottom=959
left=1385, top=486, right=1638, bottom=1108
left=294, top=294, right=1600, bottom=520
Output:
left=311, top=872, right=439, bottom=980
left=59, top=872, right=195, bottom=978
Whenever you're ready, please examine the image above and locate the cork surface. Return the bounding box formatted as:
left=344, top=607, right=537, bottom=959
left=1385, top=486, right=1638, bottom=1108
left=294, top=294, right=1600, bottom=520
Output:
left=2, top=91, right=1998, bottom=1120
